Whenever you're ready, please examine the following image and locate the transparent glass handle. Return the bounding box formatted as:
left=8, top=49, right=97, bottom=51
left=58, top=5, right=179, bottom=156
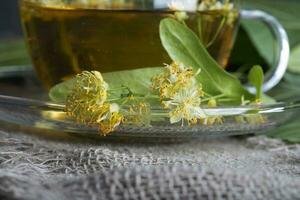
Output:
left=241, top=10, right=290, bottom=92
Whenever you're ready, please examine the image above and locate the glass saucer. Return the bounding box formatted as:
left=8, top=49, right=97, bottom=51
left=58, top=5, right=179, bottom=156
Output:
left=0, top=66, right=299, bottom=140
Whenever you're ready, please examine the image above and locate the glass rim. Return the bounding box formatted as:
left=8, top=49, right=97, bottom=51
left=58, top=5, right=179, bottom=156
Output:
left=20, top=0, right=239, bottom=12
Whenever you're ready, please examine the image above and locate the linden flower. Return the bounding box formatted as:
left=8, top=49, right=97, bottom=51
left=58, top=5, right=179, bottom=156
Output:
left=167, top=88, right=207, bottom=125
left=235, top=97, right=267, bottom=125
left=174, top=11, right=189, bottom=22
left=123, top=102, right=152, bottom=127
left=202, top=99, right=224, bottom=125
left=66, top=71, right=122, bottom=135
left=151, top=62, right=206, bottom=125
left=66, top=71, right=108, bottom=112
left=151, top=62, right=201, bottom=100
left=168, top=1, right=185, bottom=11
left=66, top=71, right=109, bottom=124
left=235, top=114, right=267, bottom=125
left=198, top=0, right=237, bottom=26
left=198, top=0, right=234, bottom=11
left=167, top=0, right=197, bottom=11
left=97, top=103, right=123, bottom=136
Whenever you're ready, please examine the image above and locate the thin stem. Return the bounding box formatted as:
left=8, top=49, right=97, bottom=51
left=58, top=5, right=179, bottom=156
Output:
left=151, top=112, right=169, bottom=117
left=109, top=93, right=160, bottom=105
left=144, top=94, right=160, bottom=99
left=197, top=16, right=203, bottom=42
left=107, top=98, right=121, bottom=102
left=206, top=16, right=226, bottom=48
left=203, top=92, right=213, bottom=97
left=108, top=86, right=131, bottom=92
left=218, top=98, right=237, bottom=102
left=202, top=94, right=226, bottom=102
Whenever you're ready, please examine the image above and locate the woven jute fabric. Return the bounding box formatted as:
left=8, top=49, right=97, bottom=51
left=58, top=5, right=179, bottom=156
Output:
left=1, top=128, right=300, bottom=200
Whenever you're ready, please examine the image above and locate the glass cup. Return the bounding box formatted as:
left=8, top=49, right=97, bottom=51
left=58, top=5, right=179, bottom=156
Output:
left=19, top=0, right=289, bottom=92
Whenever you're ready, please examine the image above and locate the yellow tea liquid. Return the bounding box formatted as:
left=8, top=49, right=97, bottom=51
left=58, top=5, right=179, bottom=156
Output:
left=20, top=1, right=239, bottom=88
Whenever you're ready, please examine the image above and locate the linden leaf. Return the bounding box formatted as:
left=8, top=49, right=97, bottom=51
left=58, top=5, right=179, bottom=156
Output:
left=49, top=67, right=162, bottom=103
left=49, top=78, right=75, bottom=103
left=159, top=18, right=254, bottom=103
left=248, top=65, right=264, bottom=100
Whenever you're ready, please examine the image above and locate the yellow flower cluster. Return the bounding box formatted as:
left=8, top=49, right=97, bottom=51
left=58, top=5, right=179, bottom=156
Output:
left=97, top=104, right=123, bottom=135
left=66, top=71, right=122, bottom=135
left=151, top=63, right=202, bottom=99
left=234, top=96, right=267, bottom=125
left=198, top=0, right=234, bottom=11
left=151, top=62, right=206, bottom=125
left=235, top=114, right=267, bottom=125
left=198, top=0, right=238, bottom=26
left=205, top=99, right=224, bottom=125
left=123, top=101, right=151, bottom=127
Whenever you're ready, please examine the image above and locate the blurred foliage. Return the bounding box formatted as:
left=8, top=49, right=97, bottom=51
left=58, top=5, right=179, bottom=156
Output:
left=0, top=39, right=30, bottom=66
left=235, top=0, right=300, bottom=142
left=288, top=44, right=300, bottom=73
left=241, top=0, right=300, bottom=46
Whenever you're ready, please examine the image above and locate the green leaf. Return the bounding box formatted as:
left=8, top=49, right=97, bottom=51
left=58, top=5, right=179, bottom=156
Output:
left=236, top=0, right=300, bottom=71
left=268, top=120, right=300, bottom=143
left=241, top=21, right=274, bottom=67
left=288, top=44, right=300, bottom=73
left=48, top=78, right=75, bottom=103
left=103, top=67, right=162, bottom=97
left=159, top=18, right=254, bottom=103
left=248, top=65, right=264, bottom=100
left=268, top=72, right=300, bottom=101
left=228, top=27, right=268, bottom=72
left=261, top=93, right=276, bottom=104
left=241, top=0, right=300, bottom=48
left=49, top=67, right=162, bottom=102
left=0, top=40, right=31, bottom=66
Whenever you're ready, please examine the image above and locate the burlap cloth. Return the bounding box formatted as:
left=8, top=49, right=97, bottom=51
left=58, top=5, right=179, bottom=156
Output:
left=1, top=127, right=300, bottom=200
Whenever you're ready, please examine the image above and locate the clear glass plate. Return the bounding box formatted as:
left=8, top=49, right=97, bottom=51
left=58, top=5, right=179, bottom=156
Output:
left=0, top=66, right=299, bottom=140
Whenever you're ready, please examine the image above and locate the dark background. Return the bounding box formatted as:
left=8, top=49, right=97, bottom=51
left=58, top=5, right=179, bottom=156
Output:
left=0, top=0, right=22, bottom=38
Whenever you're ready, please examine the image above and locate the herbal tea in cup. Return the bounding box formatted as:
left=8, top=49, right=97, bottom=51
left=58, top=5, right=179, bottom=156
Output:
left=20, top=0, right=289, bottom=91
left=20, top=0, right=240, bottom=88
